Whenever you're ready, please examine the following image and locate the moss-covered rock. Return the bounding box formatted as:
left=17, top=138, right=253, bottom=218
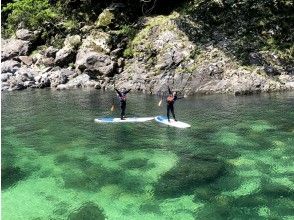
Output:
left=64, top=35, right=81, bottom=49
left=79, top=31, right=112, bottom=53
left=96, top=9, right=114, bottom=28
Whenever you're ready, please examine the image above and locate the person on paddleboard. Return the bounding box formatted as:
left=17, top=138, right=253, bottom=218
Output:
left=166, top=86, right=182, bottom=122
left=115, top=87, right=131, bottom=120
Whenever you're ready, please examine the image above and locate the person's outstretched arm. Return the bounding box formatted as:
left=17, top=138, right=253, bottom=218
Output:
left=168, top=86, right=172, bottom=95
left=115, top=88, right=122, bottom=97
left=125, top=89, right=131, bottom=94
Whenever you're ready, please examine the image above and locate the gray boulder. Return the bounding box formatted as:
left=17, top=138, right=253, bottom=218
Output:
left=79, top=31, right=112, bottom=53
left=9, top=83, right=26, bottom=91
left=1, top=82, right=10, bottom=91
left=23, top=81, right=36, bottom=87
left=2, top=66, right=38, bottom=90
left=1, top=60, right=21, bottom=74
left=44, top=46, right=59, bottom=58
left=63, top=35, right=81, bottom=49
left=55, top=48, right=76, bottom=67
left=18, top=56, right=33, bottom=66
left=54, top=35, right=81, bottom=67
left=16, top=67, right=36, bottom=81
left=249, top=52, right=263, bottom=66
left=110, top=48, right=123, bottom=57
left=34, top=73, right=51, bottom=88
left=37, top=57, right=55, bottom=67
left=1, top=38, right=31, bottom=61
left=1, top=73, right=13, bottom=82
left=5, top=68, right=35, bottom=90
left=56, top=74, right=92, bottom=89
left=48, top=69, right=70, bottom=88
left=264, top=65, right=280, bottom=76
left=60, top=69, right=77, bottom=79
left=15, top=29, right=38, bottom=41
left=76, top=50, right=116, bottom=78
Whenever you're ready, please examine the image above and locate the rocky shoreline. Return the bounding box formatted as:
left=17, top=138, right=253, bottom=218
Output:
left=2, top=13, right=293, bottom=95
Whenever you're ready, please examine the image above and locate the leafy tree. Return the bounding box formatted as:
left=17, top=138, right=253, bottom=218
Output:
left=2, top=0, right=60, bottom=36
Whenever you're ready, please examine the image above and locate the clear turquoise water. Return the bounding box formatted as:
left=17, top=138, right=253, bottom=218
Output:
left=1, top=89, right=294, bottom=220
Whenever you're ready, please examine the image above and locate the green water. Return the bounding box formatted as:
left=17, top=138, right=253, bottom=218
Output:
left=1, top=89, right=294, bottom=220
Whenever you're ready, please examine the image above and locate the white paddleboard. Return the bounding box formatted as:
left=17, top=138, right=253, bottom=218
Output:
left=154, top=116, right=191, bottom=128
left=94, top=117, right=154, bottom=123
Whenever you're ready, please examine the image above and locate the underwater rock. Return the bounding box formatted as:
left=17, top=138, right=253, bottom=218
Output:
left=121, top=158, right=152, bottom=170
left=1, top=165, right=28, bottom=189
left=262, top=182, right=294, bottom=199
left=154, top=153, right=226, bottom=198
left=139, top=202, right=161, bottom=214
left=193, top=186, right=219, bottom=203
left=59, top=155, right=145, bottom=193
left=68, top=202, right=106, bottom=220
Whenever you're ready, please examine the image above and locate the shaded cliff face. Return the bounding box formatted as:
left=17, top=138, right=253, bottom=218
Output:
left=112, top=13, right=294, bottom=95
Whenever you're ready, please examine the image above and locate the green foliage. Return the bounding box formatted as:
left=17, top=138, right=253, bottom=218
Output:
left=58, top=0, right=102, bottom=21
left=180, top=0, right=294, bottom=64
left=2, top=0, right=59, bottom=36
left=123, top=48, right=133, bottom=58
left=118, top=25, right=137, bottom=39
left=96, top=9, right=114, bottom=28
left=62, top=19, right=78, bottom=32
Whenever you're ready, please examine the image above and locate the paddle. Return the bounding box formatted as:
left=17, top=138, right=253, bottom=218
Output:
left=111, top=82, right=116, bottom=111
left=111, top=98, right=115, bottom=112
left=158, top=97, right=162, bottom=106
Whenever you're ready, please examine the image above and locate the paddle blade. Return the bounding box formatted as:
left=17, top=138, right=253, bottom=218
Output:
left=111, top=105, right=115, bottom=112
left=158, top=99, right=162, bottom=106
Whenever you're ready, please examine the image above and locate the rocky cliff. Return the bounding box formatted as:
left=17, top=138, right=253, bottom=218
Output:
left=2, top=4, right=293, bottom=95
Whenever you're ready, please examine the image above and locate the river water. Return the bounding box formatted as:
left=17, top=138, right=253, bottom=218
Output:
left=1, top=89, right=294, bottom=219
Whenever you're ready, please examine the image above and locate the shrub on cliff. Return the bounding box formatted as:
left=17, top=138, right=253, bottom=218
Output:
left=2, top=0, right=60, bottom=37
left=180, top=0, right=294, bottom=64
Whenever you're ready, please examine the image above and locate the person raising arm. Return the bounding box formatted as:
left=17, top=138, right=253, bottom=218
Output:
left=166, top=86, right=183, bottom=122
left=115, top=87, right=131, bottom=120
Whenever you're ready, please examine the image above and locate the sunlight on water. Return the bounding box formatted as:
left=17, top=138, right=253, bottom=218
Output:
left=2, top=90, right=294, bottom=219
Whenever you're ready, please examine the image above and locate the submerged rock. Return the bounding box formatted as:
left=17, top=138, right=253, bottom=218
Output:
left=121, top=158, right=155, bottom=171
left=1, top=165, right=28, bottom=189
left=68, top=202, right=106, bottom=220
left=154, top=153, right=226, bottom=198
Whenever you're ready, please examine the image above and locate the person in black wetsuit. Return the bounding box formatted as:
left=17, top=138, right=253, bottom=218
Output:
left=166, top=86, right=182, bottom=122
left=115, top=87, right=131, bottom=120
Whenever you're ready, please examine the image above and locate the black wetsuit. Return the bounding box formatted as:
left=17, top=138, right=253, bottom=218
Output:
left=166, top=87, right=178, bottom=121
left=115, top=88, right=131, bottom=119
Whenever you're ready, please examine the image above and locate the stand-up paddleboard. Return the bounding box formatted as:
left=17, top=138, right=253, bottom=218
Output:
left=154, top=116, right=191, bottom=128
left=94, top=117, right=154, bottom=123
